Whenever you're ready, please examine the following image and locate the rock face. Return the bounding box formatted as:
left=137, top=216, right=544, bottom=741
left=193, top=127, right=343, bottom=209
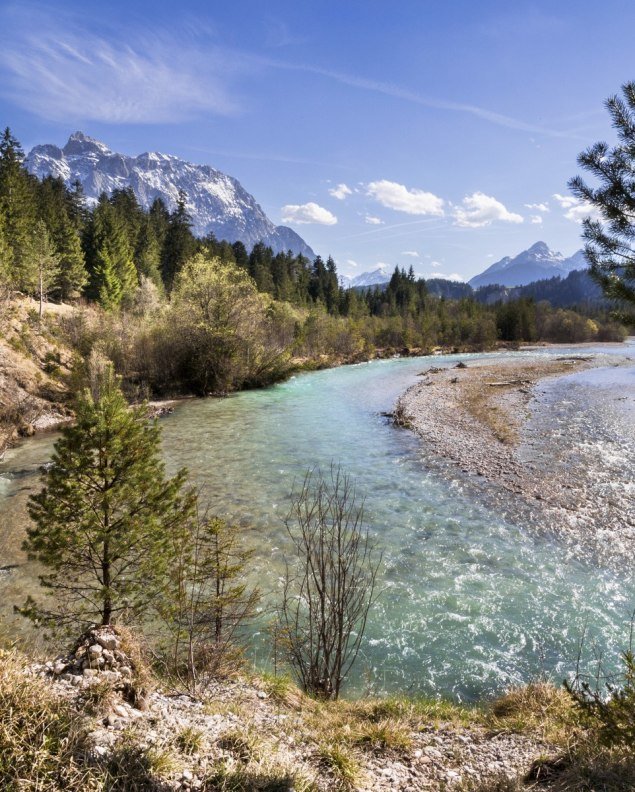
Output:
left=469, top=241, right=587, bottom=288
left=25, top=132, right=316, bottom=258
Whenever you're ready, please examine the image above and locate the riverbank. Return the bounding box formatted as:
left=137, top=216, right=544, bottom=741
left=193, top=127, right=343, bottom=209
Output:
left=395, top=348, right=635, bottom=566
left=0, top=631, right=599, bottom=792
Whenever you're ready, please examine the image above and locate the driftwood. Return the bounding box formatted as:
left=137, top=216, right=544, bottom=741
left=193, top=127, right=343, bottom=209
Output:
left=486, top=379, right=533, bottom=387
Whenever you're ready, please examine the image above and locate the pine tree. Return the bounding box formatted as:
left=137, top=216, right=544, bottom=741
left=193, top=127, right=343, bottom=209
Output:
left=84, top=196, right=137, bottom=309
left=53, top=214, right=87, bottom=301
left=569, top=81, right=635, bottom=311
left=36, top=178, right=87, bottom=300
left=0, top=208, right=13, bottom=301
left=0, top=128, right=37, bottom=291
left=135, top=214, right=164, bottom=291
left=29, top=220, right=60, bottom=317
left=23, top=358, right=196, bottom=628
left=161, top=191, right=197, bottom=290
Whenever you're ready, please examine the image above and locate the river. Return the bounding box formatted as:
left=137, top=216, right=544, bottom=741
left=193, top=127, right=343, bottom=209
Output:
left=1, top=344, right=634, bottom=700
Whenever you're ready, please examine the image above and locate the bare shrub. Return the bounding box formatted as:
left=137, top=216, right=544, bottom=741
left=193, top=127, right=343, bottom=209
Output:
left=278, top=466, right=381, bottom=700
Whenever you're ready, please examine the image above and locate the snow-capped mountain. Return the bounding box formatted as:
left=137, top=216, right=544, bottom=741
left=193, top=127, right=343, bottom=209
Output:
left=340, top=265, right=393, bottom=289
left=25, top=132, right=315, bottom=258
left=468, top=242, right=587, bottom=288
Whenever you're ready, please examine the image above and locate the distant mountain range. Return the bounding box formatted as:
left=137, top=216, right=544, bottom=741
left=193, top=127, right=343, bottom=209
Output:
left=25, top=132, right=315, bottom=258
left=342, top=242, right=589, bottom=292
left=468, top=242, right=587, bottom=288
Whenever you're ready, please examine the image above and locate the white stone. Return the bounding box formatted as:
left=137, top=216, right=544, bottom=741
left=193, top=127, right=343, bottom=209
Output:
left=97, top=633, right=119, bottom=651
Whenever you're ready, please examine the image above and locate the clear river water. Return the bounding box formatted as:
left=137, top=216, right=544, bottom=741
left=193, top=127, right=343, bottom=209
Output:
left=1, top=344, right=634, bottom=701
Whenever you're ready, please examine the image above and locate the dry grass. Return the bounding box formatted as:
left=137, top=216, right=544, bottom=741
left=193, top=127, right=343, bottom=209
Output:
left=488, top=682, right=580, bottom=744
left=0, top=649, right=101, bottom=791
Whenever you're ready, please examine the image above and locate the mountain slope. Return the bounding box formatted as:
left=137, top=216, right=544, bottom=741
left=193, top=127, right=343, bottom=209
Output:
left=25, top=132, right=315, bottom=258
left=469, top=242, right=587, bottom=288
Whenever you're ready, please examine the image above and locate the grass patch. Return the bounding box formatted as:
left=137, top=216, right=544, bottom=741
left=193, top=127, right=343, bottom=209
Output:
left=217, top=727, right=262, bottom=763
left=488, top=682, right=579, bottom=744
left=0, top=649, right=101, bottom=791
left=317, top=742, right=361, bottom=788
left=175, top=725, right=204, bottom=755
left=206, top=757, right=318, bottom=792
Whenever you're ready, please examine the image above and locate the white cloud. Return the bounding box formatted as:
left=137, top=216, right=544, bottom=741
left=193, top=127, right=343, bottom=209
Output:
left=281, top=202, right=337, bottom=225
left=553, top=193, right=601, bottom=224
left=346, top=259, right=358, bottom=268
left=530, top=215, right=543, bottom=224
left=401, top=250, right=420, bottom=257
left=525, top=202, right=549, bottom=212
left=552, top=193, right=578, bottom=209
left=453, top=192, right=523, bottom=228
left=430, top=261, right=442, bottom=268
left=366, top=179, right=445, bottom=216
left=329, top=183, right=352, bottom=200
left=364, top=215, right=383, bottom=225
left=427, top=272, right=464, bottom=281
left=0, top=6, right=241, bottom=123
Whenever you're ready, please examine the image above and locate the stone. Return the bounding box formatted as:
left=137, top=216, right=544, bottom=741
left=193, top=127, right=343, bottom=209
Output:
left=97, top=633, right=119, bottom=651
left=88, top=644, right=103, bottom=657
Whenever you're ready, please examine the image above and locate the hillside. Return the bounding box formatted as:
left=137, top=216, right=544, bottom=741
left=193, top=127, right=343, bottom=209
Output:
left=0, top=301, right=74, bottom=457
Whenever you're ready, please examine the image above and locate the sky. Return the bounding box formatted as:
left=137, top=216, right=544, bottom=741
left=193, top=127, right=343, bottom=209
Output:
left=0, top=0, right=631, bottom=281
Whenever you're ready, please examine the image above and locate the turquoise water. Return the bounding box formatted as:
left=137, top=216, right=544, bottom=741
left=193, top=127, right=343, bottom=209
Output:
left=1, top=347, right=634, bottom=700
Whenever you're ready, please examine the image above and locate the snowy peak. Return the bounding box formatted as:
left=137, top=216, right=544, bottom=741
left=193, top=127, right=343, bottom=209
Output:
left=351, top=265, right=391, bottom=288
left=25, top=133, right=315, bottom=258
left=469, top=242, right=587, bottom=288
left=63, top=131, right=112, bottom=157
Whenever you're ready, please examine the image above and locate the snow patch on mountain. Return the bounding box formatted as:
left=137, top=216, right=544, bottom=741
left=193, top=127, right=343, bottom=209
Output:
left=25, top=132, right=315, bottom=258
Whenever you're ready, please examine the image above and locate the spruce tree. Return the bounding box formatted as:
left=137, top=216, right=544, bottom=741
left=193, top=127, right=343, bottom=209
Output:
left=23, top=358, right=195, bottom=628
left=569, top=81, right=635, bottom=311
left=0, top=128, right=37, bottom=291
left=53, top=214, right=87, bottom=301
left=84, top=196, right=137, bottom=309
left=0, top=208, right=13, bottom=300
left=30, top=220, right=60, bottom=316
left=161, top=191, right=197, bottom=290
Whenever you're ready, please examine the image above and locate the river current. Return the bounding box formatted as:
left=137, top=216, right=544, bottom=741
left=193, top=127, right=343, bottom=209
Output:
left=1, top=344, right=634, bottom=700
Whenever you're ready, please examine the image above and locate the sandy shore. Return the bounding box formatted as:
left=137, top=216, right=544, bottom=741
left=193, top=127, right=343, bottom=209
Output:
left=396, top=351, right=635, bottom=566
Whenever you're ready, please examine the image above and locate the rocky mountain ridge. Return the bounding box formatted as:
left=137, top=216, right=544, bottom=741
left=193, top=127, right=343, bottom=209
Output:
left=469, top=241, right=587, bottom=288
left=25, top=132, right=315, bottom=258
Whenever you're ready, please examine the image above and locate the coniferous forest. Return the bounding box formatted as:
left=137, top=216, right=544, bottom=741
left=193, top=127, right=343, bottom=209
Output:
left=0, top=127, right=628, bottom=399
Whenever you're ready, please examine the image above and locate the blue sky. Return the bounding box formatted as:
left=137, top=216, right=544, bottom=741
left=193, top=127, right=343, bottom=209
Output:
left=0, top=0, right=631, bottom=280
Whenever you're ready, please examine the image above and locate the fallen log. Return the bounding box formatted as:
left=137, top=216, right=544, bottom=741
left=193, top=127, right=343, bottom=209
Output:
left=486, top=379, right=534, bottom=387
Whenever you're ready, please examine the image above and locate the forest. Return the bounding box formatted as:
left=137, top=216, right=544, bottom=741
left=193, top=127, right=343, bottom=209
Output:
left=0, top=127, right=628, bottom=398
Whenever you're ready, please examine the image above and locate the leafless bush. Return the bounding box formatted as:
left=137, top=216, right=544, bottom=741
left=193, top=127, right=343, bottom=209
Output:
left=278, top=466, right=381, bottom=700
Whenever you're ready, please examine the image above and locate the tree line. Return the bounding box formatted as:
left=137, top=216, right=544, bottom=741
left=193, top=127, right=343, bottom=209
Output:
left=0, top=126, right=629, bottom=404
